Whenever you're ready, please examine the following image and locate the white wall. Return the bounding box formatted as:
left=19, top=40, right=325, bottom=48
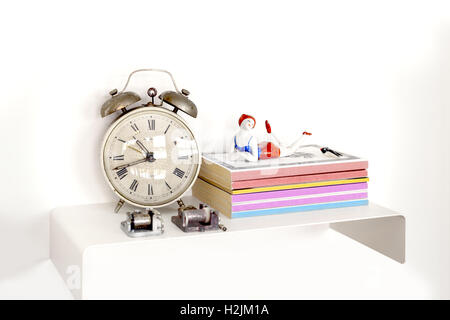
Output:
left=0, top=0, right=449, bottom=298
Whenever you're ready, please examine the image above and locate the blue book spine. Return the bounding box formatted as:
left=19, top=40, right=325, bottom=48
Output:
left=231, top=200, right=369, bottom=218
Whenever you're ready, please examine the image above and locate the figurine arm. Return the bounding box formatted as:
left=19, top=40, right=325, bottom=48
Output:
left=229, top=133, right=242, bottom=161
left=243, top=136, right=259, bottom=162
left=230, top=134, right=259, bottom=162
left=238, top=150, right=258, bottom=162
left=230, top=133, right=238, bottom=154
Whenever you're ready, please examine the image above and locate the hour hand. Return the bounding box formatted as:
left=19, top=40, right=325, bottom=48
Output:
left=134, top=137, right=150, bottom=155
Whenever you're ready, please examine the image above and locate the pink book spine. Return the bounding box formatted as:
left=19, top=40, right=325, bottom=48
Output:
left=232, top=192, right=368, bottom=212
left=231, top=161, right=368, bottom=181
left=231, top=169, right=368, bottom=189
left=232, top=182, right=368, bottom=202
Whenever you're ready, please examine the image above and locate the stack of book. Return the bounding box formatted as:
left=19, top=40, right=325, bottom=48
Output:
left=192, top=145, right=368, bottom=218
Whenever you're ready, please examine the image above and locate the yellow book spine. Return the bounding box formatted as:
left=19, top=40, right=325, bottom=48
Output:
left=232, top=178, right=369, bottom=194
left=198, top=176, right=369, bottom=195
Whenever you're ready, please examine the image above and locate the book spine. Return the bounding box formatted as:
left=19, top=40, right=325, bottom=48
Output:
left=231, top=200, right=369, bottom=218
left=232, top=182, right=368, bottom=202
left=232, top=192, right=368, bottom=212
left=232, top=177, right=369, bottom=195
left=231, top=169, right=368, bottom=189
left=231, top=161, right=368, bottom=181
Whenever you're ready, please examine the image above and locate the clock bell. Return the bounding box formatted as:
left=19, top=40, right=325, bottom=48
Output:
left=100, top=68, right=198, bottom=119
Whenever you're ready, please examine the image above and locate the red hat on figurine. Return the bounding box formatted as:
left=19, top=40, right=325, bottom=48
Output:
left=238, top=114, right=256, bottom=128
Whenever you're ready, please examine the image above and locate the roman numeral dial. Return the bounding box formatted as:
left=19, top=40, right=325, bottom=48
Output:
left=102, top=108, right=200, bottom=208
left=173, top=167, right=185, bottom=179
left=131, top=123, right=139, bottom=132
left=116, top=167, right=128, bottom=180
left=148, top=119, right=155, bottom=130
left=130, top=179, right=139, bottom=192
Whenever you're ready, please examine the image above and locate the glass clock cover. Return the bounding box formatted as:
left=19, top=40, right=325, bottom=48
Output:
left=102, top=107, right=200, bottom=208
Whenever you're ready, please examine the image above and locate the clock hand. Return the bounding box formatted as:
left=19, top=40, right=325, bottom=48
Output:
left=127, top=145, right=145, bottom=155
left=134, top=137, right=151, bottom=155
left=112, top=158, right=148, bottom=170
left=112, top=152, right=156, bottom=170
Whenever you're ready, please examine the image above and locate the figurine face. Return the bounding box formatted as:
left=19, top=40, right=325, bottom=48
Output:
left=240, top=118, right=255, bottom=130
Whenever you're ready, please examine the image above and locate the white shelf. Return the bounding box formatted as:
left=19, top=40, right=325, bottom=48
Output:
left=50, top=196, right=404, bottom=299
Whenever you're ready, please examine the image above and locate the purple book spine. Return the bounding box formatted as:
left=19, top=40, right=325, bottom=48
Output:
left=232, top=182, right=368, bottom=202
left=232, top=192, right=368, bottom=212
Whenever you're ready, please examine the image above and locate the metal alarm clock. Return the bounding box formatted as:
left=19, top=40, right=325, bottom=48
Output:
left=100, top=69, right=202, bottom=236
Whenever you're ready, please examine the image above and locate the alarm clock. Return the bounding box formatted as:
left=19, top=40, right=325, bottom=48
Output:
left=100, top=69, right=201, bottom=213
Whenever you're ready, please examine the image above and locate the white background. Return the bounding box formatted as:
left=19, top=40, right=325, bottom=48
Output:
left=0, top=0, right=449, bottom=299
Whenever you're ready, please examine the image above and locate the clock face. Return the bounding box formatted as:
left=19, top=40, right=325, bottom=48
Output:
left=102, top=107, right=201, bottom=207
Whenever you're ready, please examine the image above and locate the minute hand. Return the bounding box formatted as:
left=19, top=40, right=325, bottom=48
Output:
left=113, top=158, right=147, bottom=170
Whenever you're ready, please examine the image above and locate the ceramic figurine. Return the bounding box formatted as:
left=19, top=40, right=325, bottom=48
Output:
left=231, top=114, right=312, bottom=162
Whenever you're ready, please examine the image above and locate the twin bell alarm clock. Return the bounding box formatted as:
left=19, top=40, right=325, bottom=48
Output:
left=100, top=69, right=201, bottom=215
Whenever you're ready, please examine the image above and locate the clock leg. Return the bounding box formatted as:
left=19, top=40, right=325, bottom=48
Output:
left=114, top=199, right=125, bottom=213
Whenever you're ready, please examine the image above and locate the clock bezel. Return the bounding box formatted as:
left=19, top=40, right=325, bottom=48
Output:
left=100, top=106, right=201, bottom=209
